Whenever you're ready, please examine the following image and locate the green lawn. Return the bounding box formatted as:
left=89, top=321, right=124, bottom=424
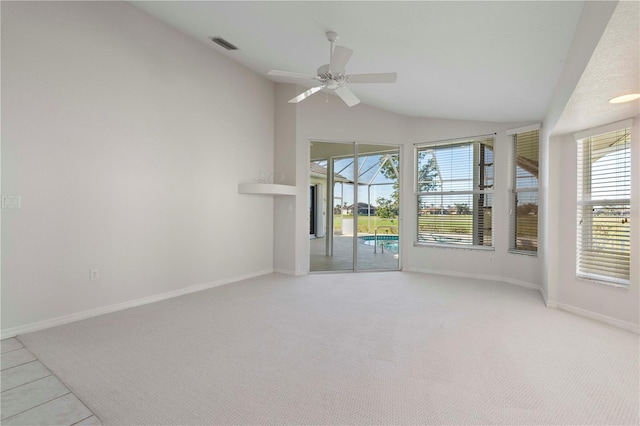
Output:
left=515, top=215, right=538, bottom=238
left=418, top=214, right=539, bottom=238
left=333, top=214, right=627, bottom=251
left=417, top=214, right=474, bottom=234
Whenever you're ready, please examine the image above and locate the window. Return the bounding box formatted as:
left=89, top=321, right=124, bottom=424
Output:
left=509, top=126, right=539, bottom=253
left=576, top=124, right=631, bottom=286
left=416, top=136, right=494, bottom=248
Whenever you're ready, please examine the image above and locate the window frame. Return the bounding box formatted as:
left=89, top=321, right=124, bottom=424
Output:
left=507, top=124, right=540, bottom=256
left=414, top=135, right=495, bottom=250
left=574, top=120, right=632, bottom=287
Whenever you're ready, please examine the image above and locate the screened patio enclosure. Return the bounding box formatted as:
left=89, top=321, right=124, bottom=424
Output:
left=310, top=141, right=400, bottom=272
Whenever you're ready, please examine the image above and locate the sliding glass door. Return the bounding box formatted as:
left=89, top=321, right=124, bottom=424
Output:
left=355, top=144, right=400, bottom=271
left=309, top=141, right=400, bottom=272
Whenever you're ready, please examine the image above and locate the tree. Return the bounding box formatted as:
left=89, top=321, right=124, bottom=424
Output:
left=455, top=203, right=471, bottom=215
left=374, top=154, right=400, bottom=219
left=375, top=153, right=440, bottom=219
left=416, top=152, right=440, bottom=192
left=376, top=196, right=398, bottom=219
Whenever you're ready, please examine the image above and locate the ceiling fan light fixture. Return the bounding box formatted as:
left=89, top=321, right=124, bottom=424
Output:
left=268, top=31, right=397, bottom=107
left=608, top=93, right=640, bottom=103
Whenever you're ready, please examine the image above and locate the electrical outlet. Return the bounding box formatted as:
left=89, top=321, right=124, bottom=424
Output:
left=90, top=269, right=100, bottom=281
left=489, top=256, right=495, bottom=263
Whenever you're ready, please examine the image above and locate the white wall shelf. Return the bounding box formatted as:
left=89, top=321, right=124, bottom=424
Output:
left=238, top=183, right=296, bottom=196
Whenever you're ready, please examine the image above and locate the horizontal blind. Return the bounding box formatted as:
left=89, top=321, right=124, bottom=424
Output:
left=417, top=140, right=494, bottom=192
left=514, top=130, right=539, bottom=190
left=510, top=130, right=539, bottom=252
left=416, top=137, right=494, bottom=247
left=510, top=190, right=538, bottom=251
left=418, top=193, right=493, bottom=246
left=576, top=127, right=631, bottom=284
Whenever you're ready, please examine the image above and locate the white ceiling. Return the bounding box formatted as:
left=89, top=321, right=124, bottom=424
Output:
left=131, top=1, right=637, bottom=128
left=553, top=0, right=640, bottom=135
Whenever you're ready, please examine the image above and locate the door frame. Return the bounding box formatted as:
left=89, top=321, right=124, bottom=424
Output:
left=309, top=140, right=402, bottom=273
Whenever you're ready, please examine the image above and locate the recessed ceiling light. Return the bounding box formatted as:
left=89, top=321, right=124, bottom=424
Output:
left=609, top=93, right=640, bottom=103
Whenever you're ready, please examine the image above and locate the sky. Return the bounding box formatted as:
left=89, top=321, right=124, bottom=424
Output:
left=317, top=155, right=397, bottom=207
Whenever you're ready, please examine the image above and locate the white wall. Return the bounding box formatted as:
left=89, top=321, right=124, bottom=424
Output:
left=291, top=85, right=639, bottom=334
left=273, top=84, right=298, bottom=274
left=292, top=88, right=412, bottom=275
left=540, top=0, right=619, bottom=306
left=406, top=119, right=541, bottom=288
left=4, top=1, right=633, bottom=337
left=284, top=86, right=541, bottom=287
left=537, top=0, right=638, bottom=330
left=1, top=1, right=276, bottom=336
left=549, top=120, right=639, bottom=332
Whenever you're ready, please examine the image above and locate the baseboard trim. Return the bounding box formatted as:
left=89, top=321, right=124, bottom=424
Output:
left=273, top=268, right=296, bottom=276
left=1, top=269, right=274, bottom=340
left=556, top=303, right=640, bottom=334
left=501, top=276, right=541, bottom=291
left=405, top=267, right=541, bottom=291
left=407, top=266, right=551, bottom=308
left=405, top=267, right=637, bottom=333
left=538, top=285, right=557, bottom=308
left=6, top=269, right=636, bottom=338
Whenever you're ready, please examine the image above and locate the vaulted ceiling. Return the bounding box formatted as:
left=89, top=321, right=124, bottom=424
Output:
left=131, top=1, right=638, bottom=132
left=553, top=0, right=639, bottom=135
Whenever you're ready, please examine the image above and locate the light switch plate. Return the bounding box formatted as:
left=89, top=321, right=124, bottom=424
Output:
left=1, top=195, right=22, bottom=209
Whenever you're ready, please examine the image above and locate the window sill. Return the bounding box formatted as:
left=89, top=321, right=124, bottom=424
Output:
left=508, top=249, right=538, bottom=257
left=577, top=273, right=630, bottom=289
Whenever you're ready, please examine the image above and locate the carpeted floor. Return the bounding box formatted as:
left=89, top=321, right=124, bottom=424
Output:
left=17, top=272, right=640, bottom=425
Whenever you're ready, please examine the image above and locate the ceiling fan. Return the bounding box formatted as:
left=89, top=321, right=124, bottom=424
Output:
left=268, top=31, right=397, bottom=107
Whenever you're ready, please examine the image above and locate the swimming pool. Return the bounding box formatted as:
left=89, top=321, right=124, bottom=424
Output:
left=358, top=234, right=399, bottom=253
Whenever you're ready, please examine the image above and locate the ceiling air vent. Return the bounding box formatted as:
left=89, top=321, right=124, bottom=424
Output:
left=210, top=37, right=238, bottom=51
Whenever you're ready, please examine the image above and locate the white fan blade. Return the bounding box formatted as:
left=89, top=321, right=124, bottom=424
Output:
left=268, top=70, right=317, bottom=80
left=329, top=46, right=353, bottom=75
left=346, top=73, right=397, bottom=84
left=288, top=86, right=323, bottom=103
left=334, top=86, right=360, bottom=107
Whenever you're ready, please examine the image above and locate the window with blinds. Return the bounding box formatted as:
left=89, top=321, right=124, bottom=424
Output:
left=510, top=128, right=539, bottom=253
left=416, top=137, right=494, bottom=248
left=576, top=126, right=631, bottom=285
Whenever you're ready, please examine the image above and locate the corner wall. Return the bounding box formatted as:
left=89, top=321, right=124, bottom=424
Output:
left=540, top=0, right=619, bottom=307
left=1, top=1, right=276, bottom=336
left=273, top=84, right=298, bottom=274
left=549, top=121, right=639, bottom=332
left=292, top=88, right=412, bottom=275
left=284, top=85, right=541, bottom=289
left=406, top=119, right=541, bottom=288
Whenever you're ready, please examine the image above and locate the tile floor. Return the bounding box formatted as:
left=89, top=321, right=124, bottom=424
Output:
left=1, top=338, right=100, bottom=425
left=310, top=234, right=400, bottom=271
